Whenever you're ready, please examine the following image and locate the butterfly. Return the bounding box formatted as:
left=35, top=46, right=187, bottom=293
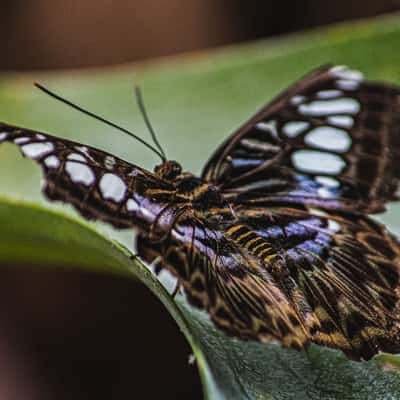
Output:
left=1, top=65, right=400, bottom=361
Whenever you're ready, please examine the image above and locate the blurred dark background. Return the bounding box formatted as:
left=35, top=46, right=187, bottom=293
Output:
left=1, top=0, right=399, bottom=70
left=1, top=1, right=400, bottom=399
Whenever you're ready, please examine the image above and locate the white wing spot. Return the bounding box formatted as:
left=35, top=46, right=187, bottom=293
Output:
left=99, top=173, right=127, bottom=202
left=14, top=137, right=31, bottom=144
left=292, top=149, right=346, bottom=175
left=104, top=155, right=116, bottom=170
left=66, top=161, right=95, bottom=185
left=330, top=65, right=346, bottom=73
left=328, top=219, right=341, bottom=233
left=305, top=126, right=351, bottom=153
left=21, top=142, right=54, bottom=158
left=282, top=121, right=310, bottom=138
left=317, top=187, right=336, bottom=198
left=298, top=98, right=360, bottom=116
left=67, top=153, right=86, bottom=162
left=75, top=145, right=95, bottom=162
left=36, top=134, right=46, bottom=140
left=126, top=198, right=140, bottom=212
left=75, top=145, right=88, bottom=153
left=255, top=120, right=278, bottom=138
left=44, top=155, right=60, bottom=169
left=0, top=132, right=8, bottom=141
left=331, top=66, right=363, bottom=81
left=316, top=89, right=343, bottom=99
left=290, top=95, right=306, bottom=105
left=336, top=79, right=361, bottom=91
left=315, top=175, right=340, bottom=188
left=327, top=115, right=354, bottom=128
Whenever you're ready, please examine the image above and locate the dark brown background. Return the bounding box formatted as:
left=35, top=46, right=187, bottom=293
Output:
left=1, top=1, right=399, bottom=399
left=1, top=0, right=398, bottom=70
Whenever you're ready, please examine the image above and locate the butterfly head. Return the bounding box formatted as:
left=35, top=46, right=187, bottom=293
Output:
left=154, top=160, right=182, bottom=181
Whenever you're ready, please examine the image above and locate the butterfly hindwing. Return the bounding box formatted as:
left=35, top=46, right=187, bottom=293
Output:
left=136, top=221, right=310, bottom=350
left=236, top=207, right=400, bottom=359
left=0, top=122, right=177, bottom=229
left=138, top=204, right=400, bottom=360
left=202, top=65, right=400, bottom=214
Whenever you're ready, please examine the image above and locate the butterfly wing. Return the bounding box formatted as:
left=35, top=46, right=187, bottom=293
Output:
left=3, top=68, right=400, bottom=361
left=238, top=207, right=400, bottom=360
left=0, top=122, right=177, bottom=230
left=198, top=65, right=400, bottom=358
left=202, top=65, right=400, bottom=214
left=138, top=206, right=400, bottom=360
left=136, top=219, right=310, bottom=350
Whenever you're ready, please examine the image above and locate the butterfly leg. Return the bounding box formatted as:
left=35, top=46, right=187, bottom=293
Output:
left=171, top=280, right=181, bottom=299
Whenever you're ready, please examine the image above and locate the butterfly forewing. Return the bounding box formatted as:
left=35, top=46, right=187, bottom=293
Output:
left=0, top=122, right=177, bottom=229
left=202, top=65, right=400, bottom=214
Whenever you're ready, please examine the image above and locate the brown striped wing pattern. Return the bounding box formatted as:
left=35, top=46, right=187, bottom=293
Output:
left=138, top=206, right=400, bottom=360
left=169, top=65, right=400, bottom=360
left=2, top=65, right=400, bottom=361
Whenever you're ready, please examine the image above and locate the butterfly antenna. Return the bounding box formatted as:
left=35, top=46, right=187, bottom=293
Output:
left=134, top=85, right=167, bottom=162
left=34, top=82, right=166, bottom=161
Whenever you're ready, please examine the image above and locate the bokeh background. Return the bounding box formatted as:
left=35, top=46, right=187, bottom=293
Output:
left=1, top=1, right=400, bottom=399
left=1, top=0, right=399, bottom=70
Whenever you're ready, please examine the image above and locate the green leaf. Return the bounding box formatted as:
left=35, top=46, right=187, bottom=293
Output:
left=1, top=13, right=400, bottom=399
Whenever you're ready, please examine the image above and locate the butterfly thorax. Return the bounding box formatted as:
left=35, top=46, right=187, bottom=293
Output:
left=154, top=160, right=233, bottom=219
